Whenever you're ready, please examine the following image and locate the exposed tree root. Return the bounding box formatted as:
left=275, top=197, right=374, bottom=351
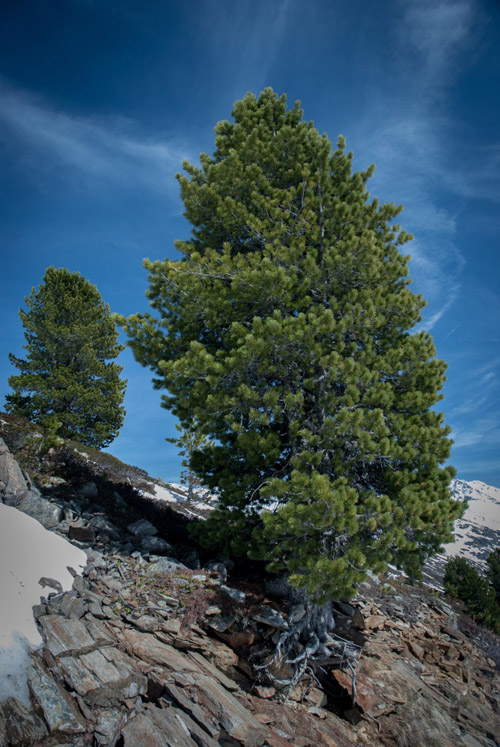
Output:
left=251, top=591, right=361, bottom=699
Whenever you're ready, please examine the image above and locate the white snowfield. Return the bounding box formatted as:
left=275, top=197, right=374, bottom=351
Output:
left=141, top=483, right=179, bottom=504
left=140, top=482, right=216, bottom=513
left=0, top=503, right=87, bottom=705
left=443, top=479, right=500, bottom=568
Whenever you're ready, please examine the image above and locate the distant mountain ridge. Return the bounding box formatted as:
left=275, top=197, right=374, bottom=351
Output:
left=423, top=478, right=500, bottom=588
left=444, top=478, right=500, bottom=568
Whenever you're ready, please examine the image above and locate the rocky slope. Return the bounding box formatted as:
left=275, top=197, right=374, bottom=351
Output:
left=0, top=414, right=499, bottom=746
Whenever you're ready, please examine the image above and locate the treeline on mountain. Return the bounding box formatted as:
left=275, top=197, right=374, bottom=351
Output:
left=444, top=550, right=500, bottom=634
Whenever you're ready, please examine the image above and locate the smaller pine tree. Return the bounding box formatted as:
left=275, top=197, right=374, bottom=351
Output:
left=6, top=267, right=126, bottom=448
left=166, top=420, right=214, bottom=500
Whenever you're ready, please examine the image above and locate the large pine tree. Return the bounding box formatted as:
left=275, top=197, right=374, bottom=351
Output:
left=6, top=267, right=126, bottom=448
left=123, top=89, right=461, bottom=602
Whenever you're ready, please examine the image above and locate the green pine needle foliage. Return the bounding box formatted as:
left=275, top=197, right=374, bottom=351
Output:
left=121, top=88, right=462, bottom=602
left=6, top=267, right=126, bottom=448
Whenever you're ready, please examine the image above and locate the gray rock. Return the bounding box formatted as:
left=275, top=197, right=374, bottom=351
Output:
left=58, top=647, right=147, bottom=706
left=121, top=708, right=200, bottom=747
left=39, top=576, right=63, bottom=594
left=27, top=655, right=86, bottom=734
left=335, top=600, right=356, bottom=617
left=127, top=518, right=158, bottom=537
left=72, top=575, right=85, bottom=594
left=38, top=615, right=113, bottom=658
left=148, top=556, right=188, bottom=573
left=252, top=605, right=289, bottom=630
left=113, top=491, right=127, bottom=509
left=88, top=601, right=106, bottom=619
left=0, top=438, right=62, bottom=529
left=183, top=549, right=201, bottom=569
left=0, top=695, right=48, bottom=745
left=100, top=574, right=123, bottom=591
left=204, top=560, right=228, bottom=582
left=60, top=594, right=87, bottom=620
left=32, top=602, right=47, bottom=619
left=289, top=603, right=307, bottom=624
left=101, top=605, right=120, bottom=620
left=162, top=681, right=220, bottom=739
left=88, top=515, right=118, bottom=533
left=68, top=525, right=96, bottom=543
left=0, top=437, right=30, bottom=501
left=85, top=548, right=106, bottom=568
left=220, top=585, right=246, bottom=604
left=130, top=614, right=159, bottom=632
left=141, top=535, right=172, bottom=553
left=16, top=488, right=62, bottom=528
left=194, top=673, right=270, bottom=746
left=95, top=708, right=125, bottom=742
left=79, top=481, right=98, bottom=498
left=207, top=615, right=235, bottom=633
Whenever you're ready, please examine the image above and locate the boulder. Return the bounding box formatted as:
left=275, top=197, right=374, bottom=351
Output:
left=0, top=437, right=29, bottom=502
left=148, top=556, right=188, bottom=573
left=127, top=518, right=158, bottom=537
left=141, top=535, right=172, bottom=553
left=16, top=488, right=62, bottom=528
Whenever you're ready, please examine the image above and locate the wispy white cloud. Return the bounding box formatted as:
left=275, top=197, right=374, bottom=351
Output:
left=452, top=414, right=500, bottom=448
left=350, top=1, right=483, bottom=331
left=0, top=81, right=191, bottom=194
left=404, top=0, right=475, bottom=91
left=352, top=113, right=465, bottom=330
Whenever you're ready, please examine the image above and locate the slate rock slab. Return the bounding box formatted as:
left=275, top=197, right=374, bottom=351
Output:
left=194, top=673, right=271, bottom=746
left=121, top=708, right=198, bottom=747
left=38, top=615, right=113, bottom=658
left=27, top=655, right=86, bottom=734
left=121, top=628, right=200, bottom=672
left=58, top=647, right=146, bottom=706
left=0, top=695, right=48, bottom=745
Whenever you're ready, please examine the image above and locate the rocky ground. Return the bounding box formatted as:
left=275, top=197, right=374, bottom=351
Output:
left=0, top=414, right=499, bottom=746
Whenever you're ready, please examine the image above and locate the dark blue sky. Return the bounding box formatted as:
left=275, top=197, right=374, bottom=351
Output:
left=1, top=0, right=499, bottom=486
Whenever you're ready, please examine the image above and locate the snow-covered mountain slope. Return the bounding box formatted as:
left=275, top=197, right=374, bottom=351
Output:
left=443, top=479, right=500, bottom=568
left=424, top=478, right=500, bottom=587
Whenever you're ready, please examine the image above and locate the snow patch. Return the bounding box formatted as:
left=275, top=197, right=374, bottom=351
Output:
left=141, top=483, right=178, bottom=504
left=0, top=503, right=87, bottom=705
